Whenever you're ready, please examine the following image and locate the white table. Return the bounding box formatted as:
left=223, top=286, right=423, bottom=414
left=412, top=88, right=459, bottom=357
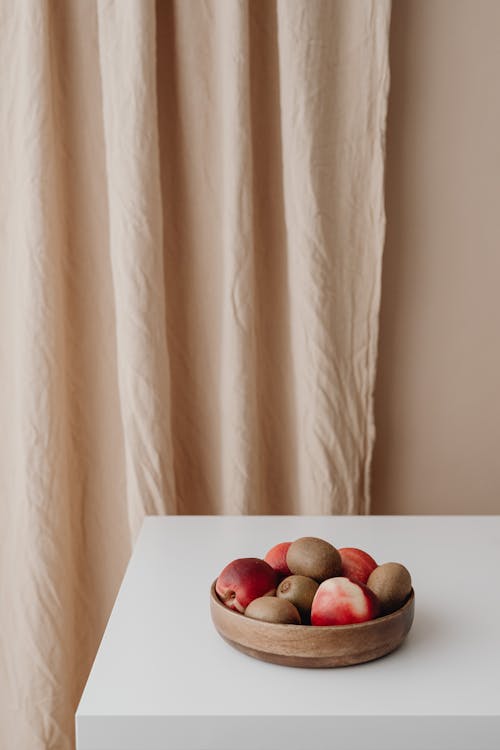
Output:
left=76, top=515, right=500, bottom=750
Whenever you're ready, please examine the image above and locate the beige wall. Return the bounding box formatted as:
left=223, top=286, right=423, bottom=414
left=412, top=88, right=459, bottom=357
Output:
left=372, top=0, right=500, bottom=514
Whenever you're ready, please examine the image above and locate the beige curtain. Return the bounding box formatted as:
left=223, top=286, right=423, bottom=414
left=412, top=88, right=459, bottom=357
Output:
left=0, top=0, right=391, bottom=747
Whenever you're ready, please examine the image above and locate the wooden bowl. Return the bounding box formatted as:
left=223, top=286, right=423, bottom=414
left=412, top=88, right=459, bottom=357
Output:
left=210, top=581, right=414, bottom=668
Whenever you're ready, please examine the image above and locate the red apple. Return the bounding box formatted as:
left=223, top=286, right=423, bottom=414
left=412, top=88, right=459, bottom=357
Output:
left=339, top=547, right=378, bottom=584
left=216, top=558, right=277, bottom=613
left=311, top=577, right=380, bottom=626
left=264, top=542, right=292, bottom=576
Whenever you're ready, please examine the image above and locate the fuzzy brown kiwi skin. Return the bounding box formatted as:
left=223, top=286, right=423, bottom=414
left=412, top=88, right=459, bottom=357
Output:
left=367, top=562, right=412, bottom=614
left=286, top=537, right=342, bottom=582
left=277, top=575, right=319, bottom=623
left=244, top=596, right=301, bottom=624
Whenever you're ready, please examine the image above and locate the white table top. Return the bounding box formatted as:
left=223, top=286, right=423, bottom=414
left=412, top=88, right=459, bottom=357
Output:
left=76, top=515, right=500, bottom=750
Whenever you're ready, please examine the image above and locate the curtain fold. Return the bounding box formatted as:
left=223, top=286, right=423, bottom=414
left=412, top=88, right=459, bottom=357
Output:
left=216, top=1, right=260, bottom=513
left=97, top=0, right=177, bottom=534
left=276, top=0, right=391, bottom=513
left=1, top=2, right=90, bottom=747
left=0, top=1, right=391, bottom=747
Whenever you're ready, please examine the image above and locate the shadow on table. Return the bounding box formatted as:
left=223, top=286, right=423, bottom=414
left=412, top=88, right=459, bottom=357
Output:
left=390, top=604, right=445, bottom=659
left=354, top=604, right=445, bottom=671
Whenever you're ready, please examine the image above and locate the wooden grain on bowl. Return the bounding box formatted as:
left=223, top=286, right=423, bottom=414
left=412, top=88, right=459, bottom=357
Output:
left=210, top=580, right=414, bottom=668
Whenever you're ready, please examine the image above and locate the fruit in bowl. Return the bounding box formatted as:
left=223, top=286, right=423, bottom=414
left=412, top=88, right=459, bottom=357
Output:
left=367, top=562, right=412, bottom=614
left=245, top=596, right=301, bottom=624
left=277, top=575, right=319, bottom=624
left=215, top=558, right=278, bottom=612
left=286, top=537, right=342, bottom=582
left=338, top=547, right=378, bottom=584
left=311, top=577, right=381, bottom=625
left=214, top=537, right=412, bottom=626
left=212, top=535, right=415, bottom=668
left=264, top=542, right=292, bottom=577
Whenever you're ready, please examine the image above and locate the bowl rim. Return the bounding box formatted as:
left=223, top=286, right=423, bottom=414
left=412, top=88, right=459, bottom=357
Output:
left=210, top=579, right=414, bottom=631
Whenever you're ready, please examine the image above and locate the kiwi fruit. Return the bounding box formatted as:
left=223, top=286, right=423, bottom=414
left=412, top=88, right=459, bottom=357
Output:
left=286, top=537, right=342, bottom=582
left=277, top=575, right=319, bottom=623
left=367, top=562, right=412, bottom=614
left=244, top=596, right=301, bottom=624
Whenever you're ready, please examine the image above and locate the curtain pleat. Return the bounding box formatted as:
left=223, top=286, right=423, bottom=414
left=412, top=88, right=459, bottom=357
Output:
left=276, top=0, right=391, bottom=513
left=215, top=2, right=260, bottom=513
left=1, top=2, right=86, bottom=747
left=0, top=1, right=391, bottom=746
left=96, top=0, right=177, bottom=535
